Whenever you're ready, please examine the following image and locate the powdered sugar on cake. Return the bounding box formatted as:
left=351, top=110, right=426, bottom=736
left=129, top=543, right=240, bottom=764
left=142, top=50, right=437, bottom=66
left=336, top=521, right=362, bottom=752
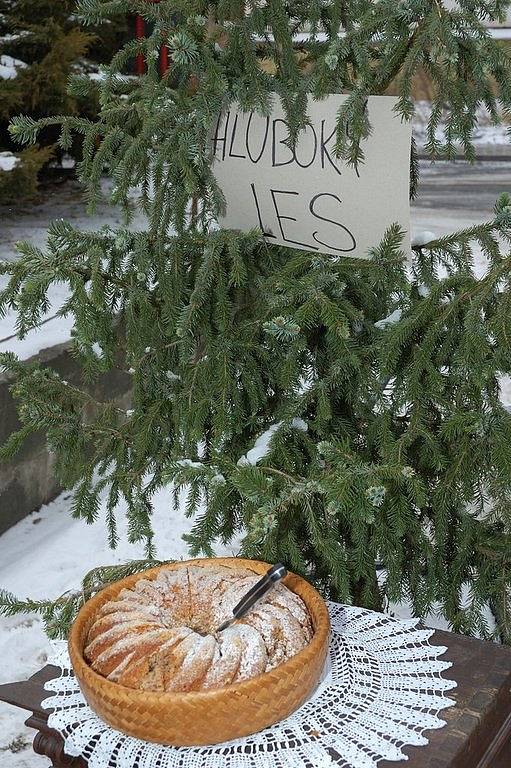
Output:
left=84, top=564, right=313, bottom=692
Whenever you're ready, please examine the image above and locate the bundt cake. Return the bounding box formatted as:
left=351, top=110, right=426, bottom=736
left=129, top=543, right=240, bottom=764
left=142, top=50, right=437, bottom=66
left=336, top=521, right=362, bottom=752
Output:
left=84, top=564, right=313, bottom=692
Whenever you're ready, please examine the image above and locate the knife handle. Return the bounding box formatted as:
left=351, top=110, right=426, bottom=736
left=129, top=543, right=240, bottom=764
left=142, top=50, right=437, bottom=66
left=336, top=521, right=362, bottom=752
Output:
left=232, top=563, right=287, bottom=620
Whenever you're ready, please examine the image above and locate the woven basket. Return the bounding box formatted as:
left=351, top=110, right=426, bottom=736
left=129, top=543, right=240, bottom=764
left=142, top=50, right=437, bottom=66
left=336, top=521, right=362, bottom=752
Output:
left=68, top=557, right=330, bottom=746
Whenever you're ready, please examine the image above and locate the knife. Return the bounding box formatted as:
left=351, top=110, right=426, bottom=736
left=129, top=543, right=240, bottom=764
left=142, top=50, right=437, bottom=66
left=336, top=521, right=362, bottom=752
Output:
left=216, top=563, right=287, bottom=633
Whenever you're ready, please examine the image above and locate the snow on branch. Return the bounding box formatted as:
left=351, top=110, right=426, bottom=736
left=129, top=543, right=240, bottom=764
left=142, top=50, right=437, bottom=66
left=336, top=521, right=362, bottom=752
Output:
left=238, top=418, right=308, bottom=466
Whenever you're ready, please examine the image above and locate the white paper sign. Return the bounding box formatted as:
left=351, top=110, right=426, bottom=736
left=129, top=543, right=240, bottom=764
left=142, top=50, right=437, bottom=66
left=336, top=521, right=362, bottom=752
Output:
left=211, top=95, right=411, bottom=259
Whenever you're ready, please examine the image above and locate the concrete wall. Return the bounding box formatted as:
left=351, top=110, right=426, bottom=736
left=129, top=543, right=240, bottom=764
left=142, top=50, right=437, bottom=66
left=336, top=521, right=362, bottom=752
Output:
left=0, top=340, right=132, bottom=536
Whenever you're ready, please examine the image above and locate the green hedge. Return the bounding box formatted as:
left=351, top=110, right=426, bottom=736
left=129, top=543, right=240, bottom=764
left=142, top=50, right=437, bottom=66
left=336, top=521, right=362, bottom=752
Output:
left=0, top=0, right=129, bottom=204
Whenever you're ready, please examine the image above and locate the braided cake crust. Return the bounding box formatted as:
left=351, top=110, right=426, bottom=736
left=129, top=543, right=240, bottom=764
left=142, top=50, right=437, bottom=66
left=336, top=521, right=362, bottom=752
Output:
left=84, top=564, right=313, bottom=692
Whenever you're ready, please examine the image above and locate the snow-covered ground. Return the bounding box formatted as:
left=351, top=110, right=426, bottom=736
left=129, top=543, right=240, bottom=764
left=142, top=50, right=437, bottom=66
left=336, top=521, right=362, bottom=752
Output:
left=0, top=165, right=510, bottom=764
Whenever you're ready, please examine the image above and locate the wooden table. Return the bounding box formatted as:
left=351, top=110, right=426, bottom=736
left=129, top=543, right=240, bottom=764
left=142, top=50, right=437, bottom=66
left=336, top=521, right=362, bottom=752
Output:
left=0, top=629, right=510, bottom=768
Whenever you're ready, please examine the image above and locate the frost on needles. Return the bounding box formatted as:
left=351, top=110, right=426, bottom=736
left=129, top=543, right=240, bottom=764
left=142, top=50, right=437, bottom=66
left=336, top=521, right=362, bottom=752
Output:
left=1, top=0, right=511, bottom=644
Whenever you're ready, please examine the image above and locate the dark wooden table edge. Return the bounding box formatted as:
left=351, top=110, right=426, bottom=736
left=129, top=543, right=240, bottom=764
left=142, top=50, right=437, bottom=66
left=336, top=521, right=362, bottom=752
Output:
left=379, top=631, right=511, bottom=768
left=0, top=665, right=85, bottom=766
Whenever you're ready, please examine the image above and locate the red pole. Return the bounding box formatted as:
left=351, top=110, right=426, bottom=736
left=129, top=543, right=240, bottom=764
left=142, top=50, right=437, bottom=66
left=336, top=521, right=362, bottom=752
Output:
left=160, top=43, right=169, bottom=76
left=135, top=1, right=169, bottom=76
left=135, top=14, right=145, bottom=74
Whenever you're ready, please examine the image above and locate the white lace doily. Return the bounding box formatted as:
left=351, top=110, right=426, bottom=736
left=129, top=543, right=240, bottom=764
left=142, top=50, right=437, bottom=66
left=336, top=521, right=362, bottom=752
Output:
left=42, top=603, right=456, bottom=768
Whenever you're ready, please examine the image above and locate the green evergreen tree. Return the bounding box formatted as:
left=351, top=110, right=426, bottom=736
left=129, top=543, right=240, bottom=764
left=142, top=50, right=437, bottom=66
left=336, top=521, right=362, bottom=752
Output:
left=0, top=0, right=129, bottom=202
left=1, top=0, right=511, bottom=644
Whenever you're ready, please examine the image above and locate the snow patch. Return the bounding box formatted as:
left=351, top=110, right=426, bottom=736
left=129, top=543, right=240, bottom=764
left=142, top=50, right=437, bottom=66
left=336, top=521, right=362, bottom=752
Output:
left=0, top=279, right=72, bottom=361
left=238, top=419, right=308, bottom=466
left=413, top=100, right=511, bottom=147
left=0, top=32, right=29, bottom=43
left=0, top=54, right=26, bottom=80
left=0, top=151, right=19, bottom=172
left=88, top=70, right=137, bottom=84
left=412, top=230, right=436, bottom=247
left=61, top=154, right=76, bottom=170
left=238, top=423, right=282, bottom=466
left=176, top=459, right=205, bottom=469
left=298, top=375, right=313, bottom=394
left=375, top=308, right=402, bottom=329
left=500, top=375, right=511, bottom=409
